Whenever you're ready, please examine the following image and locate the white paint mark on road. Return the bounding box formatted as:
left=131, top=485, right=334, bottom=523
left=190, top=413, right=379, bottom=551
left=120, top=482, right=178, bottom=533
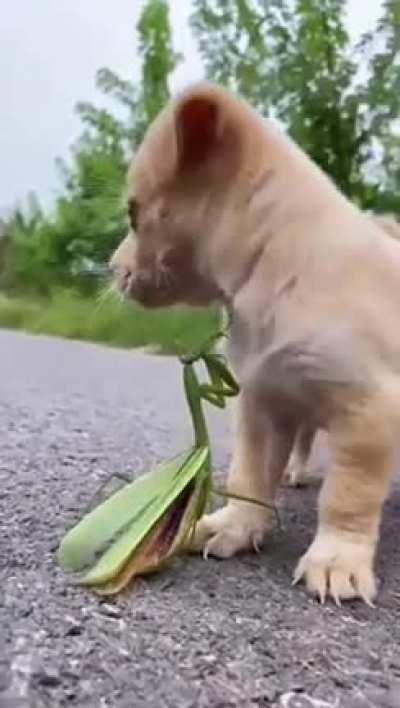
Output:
left=280, top=692, right=340, bottom=708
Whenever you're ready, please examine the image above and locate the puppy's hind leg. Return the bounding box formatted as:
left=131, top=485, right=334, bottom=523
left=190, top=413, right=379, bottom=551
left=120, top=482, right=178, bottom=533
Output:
left=283, top=425, right=316, bottom=487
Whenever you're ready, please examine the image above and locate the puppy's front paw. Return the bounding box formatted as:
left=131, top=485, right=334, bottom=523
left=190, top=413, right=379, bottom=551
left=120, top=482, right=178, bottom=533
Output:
left=293, top=529, right=376, bottom=606
left=189, top=504, right=275, bottom=559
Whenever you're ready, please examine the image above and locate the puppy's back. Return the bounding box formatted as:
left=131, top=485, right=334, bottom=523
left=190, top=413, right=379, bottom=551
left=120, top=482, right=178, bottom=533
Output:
left=372, top=214, right=400, bottom=241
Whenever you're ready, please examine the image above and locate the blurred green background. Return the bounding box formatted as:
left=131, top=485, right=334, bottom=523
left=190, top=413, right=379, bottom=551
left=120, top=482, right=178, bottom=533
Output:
left=0, top=1, right=398, bottom=354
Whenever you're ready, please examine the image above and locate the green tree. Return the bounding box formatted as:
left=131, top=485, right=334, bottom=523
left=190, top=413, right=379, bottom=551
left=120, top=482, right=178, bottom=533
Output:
left=2, top=0, right=180, bottom=294
left=50, top=0, right=180, bottom=282
left=191, top=0, right=400, bottom=209
left=191, top=0, right=281, bottom=112
left=359, top=0, right=400, bottom=211
left=135, top=0, right=182, bottom=142
left=191, top=0, right=362, bottom=194
left=0, top=197, right=56, bottom=295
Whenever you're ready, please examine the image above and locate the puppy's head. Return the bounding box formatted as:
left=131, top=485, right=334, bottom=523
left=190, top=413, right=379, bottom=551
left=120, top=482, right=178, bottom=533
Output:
left=110, top=82, right=257, bottom=308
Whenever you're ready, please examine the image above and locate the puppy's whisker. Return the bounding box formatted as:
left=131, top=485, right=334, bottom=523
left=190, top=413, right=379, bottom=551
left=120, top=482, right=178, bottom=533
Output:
left=95, top=280, right=124, bottom=310
left=96, top=281, right=114, bottom=303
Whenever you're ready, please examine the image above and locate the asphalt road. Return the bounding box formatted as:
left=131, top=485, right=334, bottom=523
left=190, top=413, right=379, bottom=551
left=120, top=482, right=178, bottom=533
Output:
left=1, top=329, right=400, bottom=708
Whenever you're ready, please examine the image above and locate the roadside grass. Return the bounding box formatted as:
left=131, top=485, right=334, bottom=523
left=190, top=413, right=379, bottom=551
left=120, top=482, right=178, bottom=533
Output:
left=0, top=289, right=219, bottom=355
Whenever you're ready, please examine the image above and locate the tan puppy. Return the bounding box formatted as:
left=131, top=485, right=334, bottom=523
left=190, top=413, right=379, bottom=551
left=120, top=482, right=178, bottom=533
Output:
left=111, top=82, right=400, bottom=605
left=285, top=214, right=400, bottom=487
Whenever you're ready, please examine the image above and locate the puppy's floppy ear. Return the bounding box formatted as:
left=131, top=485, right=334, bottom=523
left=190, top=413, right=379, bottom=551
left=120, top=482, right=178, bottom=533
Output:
left=175, top=93, right=222, bottom=168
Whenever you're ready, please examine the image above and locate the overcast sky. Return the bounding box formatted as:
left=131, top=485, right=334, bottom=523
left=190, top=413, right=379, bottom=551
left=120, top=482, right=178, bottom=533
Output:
left=0, top=0, right=382, bottom=214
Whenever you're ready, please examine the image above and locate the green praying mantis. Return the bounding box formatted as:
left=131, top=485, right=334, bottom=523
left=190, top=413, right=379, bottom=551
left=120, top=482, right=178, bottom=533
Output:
left=57, top=328, right=243, bottom=594
left=58, top=326, right=280, bottom=594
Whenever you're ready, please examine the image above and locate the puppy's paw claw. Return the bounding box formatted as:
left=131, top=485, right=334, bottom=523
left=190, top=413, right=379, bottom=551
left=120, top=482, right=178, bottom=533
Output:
left=294, top=530, right=377, bottom=606
left=189, top=504, right=273, bottom=559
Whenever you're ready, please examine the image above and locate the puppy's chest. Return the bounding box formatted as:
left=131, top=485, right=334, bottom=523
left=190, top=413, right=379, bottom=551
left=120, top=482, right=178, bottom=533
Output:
left=227, top=308, right=276, bottom=379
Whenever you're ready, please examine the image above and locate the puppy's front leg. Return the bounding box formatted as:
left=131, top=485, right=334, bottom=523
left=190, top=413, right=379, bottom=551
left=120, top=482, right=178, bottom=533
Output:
left=191, top=391, right=295, bottom=558
left=294, top=396, right=396, bottom=604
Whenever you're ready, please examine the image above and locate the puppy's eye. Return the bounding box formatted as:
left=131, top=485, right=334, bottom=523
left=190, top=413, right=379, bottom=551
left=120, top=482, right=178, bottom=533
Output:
left=159, top=205, right=170, bottom=220
left=128, top=199, right=138, bottom=230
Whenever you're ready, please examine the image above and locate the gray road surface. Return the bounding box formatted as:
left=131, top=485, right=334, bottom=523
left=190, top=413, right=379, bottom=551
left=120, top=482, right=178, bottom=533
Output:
left=1, top=329, right=400, bottom=708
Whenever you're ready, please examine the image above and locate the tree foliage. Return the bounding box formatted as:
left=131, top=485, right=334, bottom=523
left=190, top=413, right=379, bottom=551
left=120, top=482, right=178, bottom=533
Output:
left=135, top=0, right=182, bottom=142
left=191, top=0, right=400, bottom=207
left=2, top=0, right=399, bottom=297
left=2, top=0, right=177, bottom=293
left=360, top=0, right=400, bottom=210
